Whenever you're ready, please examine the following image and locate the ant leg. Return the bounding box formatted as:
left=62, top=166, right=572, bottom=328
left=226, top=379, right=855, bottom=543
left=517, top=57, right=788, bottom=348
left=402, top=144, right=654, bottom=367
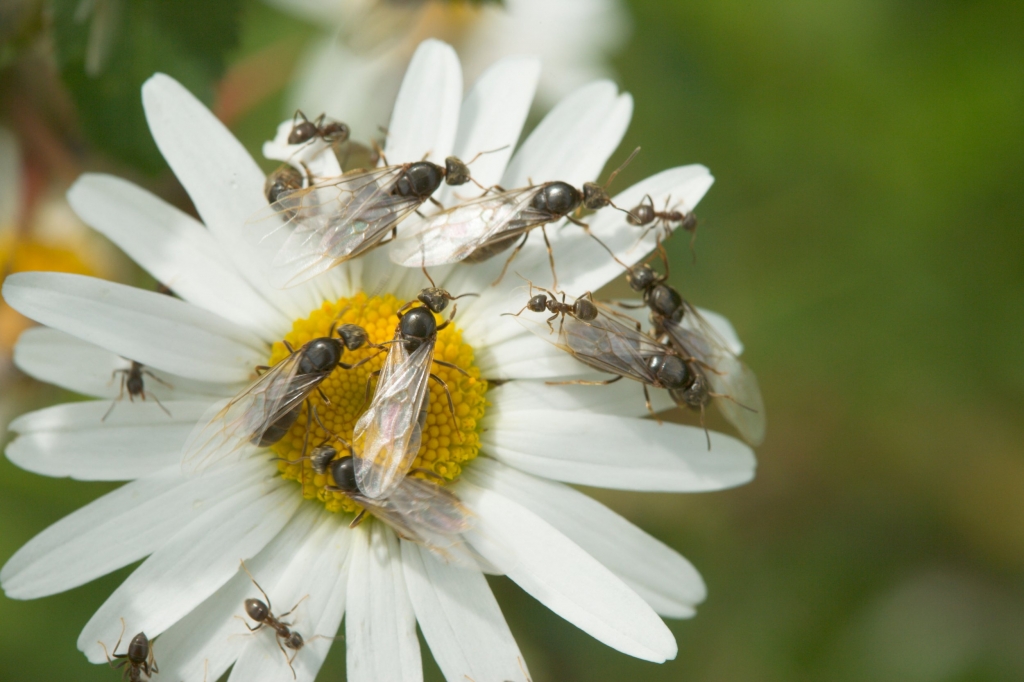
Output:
left=545, top=375, right=624, bottom=386
left=298, top=402, right=312, bottom=485
left=436, top=302, right=458, bottom=332
left=102, top=373, right=128, bottom=422
left=274, top=634, right=297, bottom=680
left=699, top=404, right=710, bottom=451
left=432, top=359, right=469, bottom=377
left=99, top=618, right=127, bottom=667
left=545, top=312, right=558, bottom=333
left=568, top=215, right=630, bottom=269
left=338, top=349, right=384, bottom=371
left=278, top=594, right=310, bottom=620
left=349, top=509, right=369, bottom=528
left=255, top=365, right=271, bottom=374
left=142, top=370, right=173, bottom=388
left=491, top=233, right=529, bottom=287
left=149, top=392, right=173, bottom=418
left=429, top=373, right=457, bottom=423
left=359, top=370, right=382, bottom=412
left=239, top=560, right=273, bottom=613
left=316, top=387, right=331, bottom=406
left=283, top=340, right=296, bottom=354
left=411, top=467, right=447, bottom=483
left=540, top=226, right=558, bottom=291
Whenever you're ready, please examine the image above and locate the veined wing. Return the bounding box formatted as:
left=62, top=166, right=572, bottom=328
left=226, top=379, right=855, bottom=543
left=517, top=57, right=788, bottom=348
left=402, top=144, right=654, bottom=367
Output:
left=181, top=351, right=326, bottom=474
left=351, top=477, right=477, bottom=567
left=663, top=302, right=765, bottom=445
left=352, top=337, right=433, bottom=499
left=389, top=185, right=546, bottom=267
left=252, top=165, right=422, bottom=287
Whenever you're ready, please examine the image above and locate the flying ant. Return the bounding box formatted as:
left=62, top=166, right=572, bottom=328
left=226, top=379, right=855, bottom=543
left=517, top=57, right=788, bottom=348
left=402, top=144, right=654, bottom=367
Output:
left=181, top=318, right=379, bottom=474
left=624, top=249, right=765, bottom=446
left=324, top=452, right=474, bottom=564
left=390, top=148, right=640, bottom=289
left=509, top=282, right=700, bottom=418
left=253, top=149, right=490, bottom=288
left=351, top=275, right=476, bottom=500
left=99, top=619, right=157, bottom=681
left=103, top=360, right=171, bottom=421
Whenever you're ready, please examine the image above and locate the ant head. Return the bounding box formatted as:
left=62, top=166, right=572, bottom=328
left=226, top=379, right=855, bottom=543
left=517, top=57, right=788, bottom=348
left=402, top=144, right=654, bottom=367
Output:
left=444, top=156, right=472, bottom=186
left=582, top=181, right=612, bottom=211
left=336, top=323, right=368, bottom=351
left=626, top=264, right=658, bottom=292
left=288, top=115, right=318, bottom=145
left=418, top=287, right=451, bottom=313
left=526, top=294, right=549, bottom=313
left=245, top=598, right=269, bottom=623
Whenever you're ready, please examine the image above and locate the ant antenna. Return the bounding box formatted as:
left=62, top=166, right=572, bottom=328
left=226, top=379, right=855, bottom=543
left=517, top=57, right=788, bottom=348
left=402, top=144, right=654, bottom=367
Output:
left=605, top=146, right=641, bottom=191
left=421, top=265, right=436, bottom=288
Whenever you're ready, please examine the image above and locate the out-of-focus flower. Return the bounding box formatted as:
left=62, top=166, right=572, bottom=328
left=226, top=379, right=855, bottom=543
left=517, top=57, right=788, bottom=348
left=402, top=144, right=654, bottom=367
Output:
left=0, top=127, right=114, bottom=359
left=74, top=0, right=125, bottom=77
left=265, top=0, right=630, bottom=141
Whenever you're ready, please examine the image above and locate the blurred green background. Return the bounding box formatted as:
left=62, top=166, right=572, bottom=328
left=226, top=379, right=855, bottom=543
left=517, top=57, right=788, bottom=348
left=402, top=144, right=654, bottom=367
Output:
left=2, top=0, right=1023, bottom=680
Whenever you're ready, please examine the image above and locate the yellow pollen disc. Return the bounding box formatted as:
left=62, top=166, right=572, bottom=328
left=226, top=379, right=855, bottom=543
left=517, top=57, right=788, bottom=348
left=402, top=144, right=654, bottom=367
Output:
left=266, top=292, right=488, bottom=514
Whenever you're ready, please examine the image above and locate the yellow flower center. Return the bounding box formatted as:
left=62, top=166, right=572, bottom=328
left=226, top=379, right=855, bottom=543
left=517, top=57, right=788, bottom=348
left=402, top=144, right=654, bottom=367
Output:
left=266, top=292, right=487, bottom=514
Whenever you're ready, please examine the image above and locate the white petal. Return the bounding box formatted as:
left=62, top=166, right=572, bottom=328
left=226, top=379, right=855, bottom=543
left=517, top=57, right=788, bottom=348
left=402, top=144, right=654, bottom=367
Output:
left=481, top=408, right=756, bottom=491
left=474, top=329, right=602, bottom=380
left=229, top=511, right=351, bottom=682
left=502, top=80, right=628, bottom=188
left=467, top=459, right=705, bottom=618
left=486, top=378, right=674, bottom=419
left=2, top=272, right=266, bottom=383
left=141, top=73, right=323, bottom=316
left=13, top=327, right=241, bottom=400
left=402, top=541, right=529, bottom=682
left=437, top=55, right=539, bottom=205
left=6, top=400, right=211, bottom=481
left=459, top=481, right=677, bottom=662
left=78, top=476, right=302, bottom=663
left=67, top=174, right=287, bottom=339
left=346, top=522, right=422, bottom=682
left=0, top=458, right=267, bottom=600
left=153, top=505, right=326, bottom=682
left=384, top=39, right=462, bottom=166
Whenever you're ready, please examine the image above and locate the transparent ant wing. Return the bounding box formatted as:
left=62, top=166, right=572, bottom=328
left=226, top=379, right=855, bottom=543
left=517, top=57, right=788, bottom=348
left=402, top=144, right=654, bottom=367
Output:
left=516, top=297, right=667, bottom=385
left=352, top=336, right=433, bottom=499
left=181, top=351, right=329, bottom=474
left=251, top=165, right=427, bottom=288
left=662, top=302, right=765, bottom=445
left=389, top=184, right=551, bottom=267
left=350, top=477, right=477, bottom=567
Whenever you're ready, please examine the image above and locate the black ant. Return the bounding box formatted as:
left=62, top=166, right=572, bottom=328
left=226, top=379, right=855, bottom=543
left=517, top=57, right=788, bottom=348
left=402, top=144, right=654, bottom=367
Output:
left=506, top=281, right=598, bottom=333
left=99, top=619, right=158, bottom=681
left=626, top=193, right=699, bottom=260
left=239, top=561, right=309, bottom=679
left=103, top=360, right=171, bottom=421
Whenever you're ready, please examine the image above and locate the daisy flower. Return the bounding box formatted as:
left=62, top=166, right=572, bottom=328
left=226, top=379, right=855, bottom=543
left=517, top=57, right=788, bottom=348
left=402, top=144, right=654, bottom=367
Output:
left=1, top=40, right=756, bottom=682
left=272, top=0, right=630, bottom=144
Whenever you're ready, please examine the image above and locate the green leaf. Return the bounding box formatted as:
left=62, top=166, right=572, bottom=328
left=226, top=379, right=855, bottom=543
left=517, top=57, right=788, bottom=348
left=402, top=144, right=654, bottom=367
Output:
left=52, top=0, right=242, bottom=174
